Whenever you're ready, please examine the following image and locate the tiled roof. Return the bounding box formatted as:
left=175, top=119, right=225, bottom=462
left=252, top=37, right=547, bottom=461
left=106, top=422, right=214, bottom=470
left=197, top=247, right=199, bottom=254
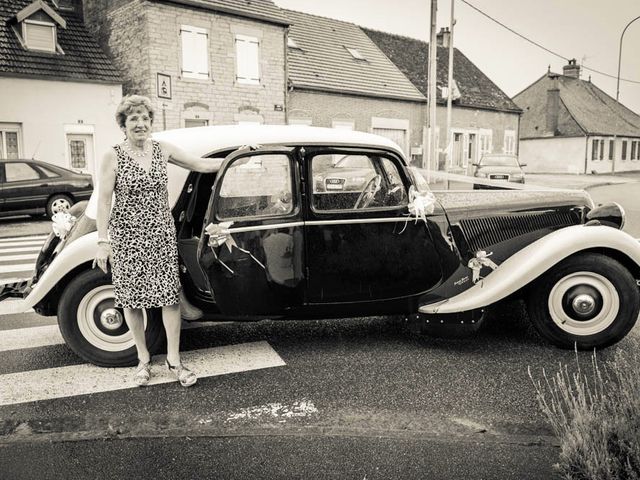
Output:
left=0, top=0, right=120, bottom=83
left=284, top=9, right=425, bottom=102
left=363, top=28, right=521, bottom=113
left=152, top=0, right=289, bottom=25
left=514, top=73, right=640, bottom=138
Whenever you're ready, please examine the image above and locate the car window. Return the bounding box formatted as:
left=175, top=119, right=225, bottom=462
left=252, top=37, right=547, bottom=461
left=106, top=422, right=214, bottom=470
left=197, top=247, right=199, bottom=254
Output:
left=311, top=154, right=407, bottom=211
left=38, top=166, right=60, bottom=178
left=5, top=163, right=41, bottom=182
left=217, top=154, right=294, bottom=220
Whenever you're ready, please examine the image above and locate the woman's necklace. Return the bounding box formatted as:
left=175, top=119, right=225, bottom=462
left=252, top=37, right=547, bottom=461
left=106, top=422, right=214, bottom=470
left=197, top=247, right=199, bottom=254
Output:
left=124, top=140, right=149, bottom=158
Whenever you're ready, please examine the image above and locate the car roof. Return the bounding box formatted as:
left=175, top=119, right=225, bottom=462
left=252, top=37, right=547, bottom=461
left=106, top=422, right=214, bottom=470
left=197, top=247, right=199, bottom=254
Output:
left=153, top=124, right=405, bottom=157
left=86, top=125, right=406, bottom=220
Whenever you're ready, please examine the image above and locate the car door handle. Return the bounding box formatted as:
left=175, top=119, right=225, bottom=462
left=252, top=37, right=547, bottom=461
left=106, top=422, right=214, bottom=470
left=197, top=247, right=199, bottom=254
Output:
left=39, top=184, right=50, bottom=187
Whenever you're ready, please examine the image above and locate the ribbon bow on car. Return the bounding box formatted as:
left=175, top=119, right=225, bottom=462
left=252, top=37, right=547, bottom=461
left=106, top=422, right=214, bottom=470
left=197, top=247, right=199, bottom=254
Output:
left=205, top=221, right=265, bottom=274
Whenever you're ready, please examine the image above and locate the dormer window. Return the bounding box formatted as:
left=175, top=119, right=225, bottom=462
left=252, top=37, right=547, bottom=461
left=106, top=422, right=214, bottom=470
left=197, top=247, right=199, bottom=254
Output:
left=287, top=37, right=302, bottom=50
left=13, top=0, right=66, bottom=54
left=345, top=46, right=366, bottom=61
left=23, top=20, right=56, bottom=52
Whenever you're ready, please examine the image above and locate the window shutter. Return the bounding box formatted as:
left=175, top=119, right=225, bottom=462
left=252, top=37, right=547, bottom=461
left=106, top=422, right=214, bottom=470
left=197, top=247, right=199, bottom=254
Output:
left=25, top=22, right=55, bottom=52
left=180, top=26, right=209, bottom=79
left=236, top=35, right=260, bottom=84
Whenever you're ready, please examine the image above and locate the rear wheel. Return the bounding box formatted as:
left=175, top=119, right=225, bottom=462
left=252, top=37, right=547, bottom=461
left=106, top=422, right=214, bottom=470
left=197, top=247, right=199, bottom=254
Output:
left=46, top=194, right=74, bottom=218
left=527, top=253, right=639, bottom=349
left=57, top=268, right=164, bottom=366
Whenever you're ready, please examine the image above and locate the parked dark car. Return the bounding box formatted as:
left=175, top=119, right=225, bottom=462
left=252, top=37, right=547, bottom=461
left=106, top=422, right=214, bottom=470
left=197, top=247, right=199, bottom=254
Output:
left=472, top=154, right=525, bottom=189
left=0, top=159, right=93, bottom=218
left=2, top=126, right=638, bottom=367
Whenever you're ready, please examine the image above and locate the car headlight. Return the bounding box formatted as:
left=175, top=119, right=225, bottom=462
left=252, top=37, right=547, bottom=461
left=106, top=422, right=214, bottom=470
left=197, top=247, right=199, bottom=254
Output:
left=476, top=172, right=487, bottom=178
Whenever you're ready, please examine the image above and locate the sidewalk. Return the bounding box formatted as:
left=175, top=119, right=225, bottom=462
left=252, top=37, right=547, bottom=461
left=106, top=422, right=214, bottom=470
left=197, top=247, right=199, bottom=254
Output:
left=526, top=171, right=640, bottom=190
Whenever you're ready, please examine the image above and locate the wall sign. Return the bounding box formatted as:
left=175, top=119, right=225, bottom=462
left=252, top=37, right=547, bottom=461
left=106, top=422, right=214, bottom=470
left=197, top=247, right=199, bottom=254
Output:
left=157, top=73, right=172, bottom=100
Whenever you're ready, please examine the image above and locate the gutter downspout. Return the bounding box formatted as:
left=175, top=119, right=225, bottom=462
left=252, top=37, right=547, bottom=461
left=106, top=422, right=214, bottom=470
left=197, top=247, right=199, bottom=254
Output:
left=584, top=135, right=589, bottom=174
left=284, top=27, right=289, bottom=124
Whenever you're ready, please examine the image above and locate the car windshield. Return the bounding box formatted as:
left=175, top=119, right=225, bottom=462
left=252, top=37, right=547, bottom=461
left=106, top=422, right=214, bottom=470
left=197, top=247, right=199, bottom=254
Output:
left=480, top=156, right=519, bottom=167
left=334, top=155, right=372, bottom=169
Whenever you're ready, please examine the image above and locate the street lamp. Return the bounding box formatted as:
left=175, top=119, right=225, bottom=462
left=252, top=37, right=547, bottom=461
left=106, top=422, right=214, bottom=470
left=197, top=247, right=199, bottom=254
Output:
left=616, top=15, right=640, bottom=101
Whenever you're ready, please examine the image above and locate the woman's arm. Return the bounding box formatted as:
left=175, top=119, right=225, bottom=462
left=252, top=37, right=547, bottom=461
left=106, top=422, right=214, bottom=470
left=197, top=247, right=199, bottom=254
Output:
left=160, top=140, right=223, bottom=173
left=94, top=150, right=116, bottom=273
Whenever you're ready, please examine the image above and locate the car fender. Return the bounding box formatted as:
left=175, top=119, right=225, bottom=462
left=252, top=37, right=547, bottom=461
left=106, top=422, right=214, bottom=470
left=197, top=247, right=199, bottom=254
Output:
left=419, top=225, right=640, bottom=314
left=23, top=232, right=98, bottom=310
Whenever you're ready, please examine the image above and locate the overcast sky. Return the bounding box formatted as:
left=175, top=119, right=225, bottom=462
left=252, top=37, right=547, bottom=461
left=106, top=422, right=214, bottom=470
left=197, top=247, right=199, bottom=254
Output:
left=275, top=0, right=640, bottom=115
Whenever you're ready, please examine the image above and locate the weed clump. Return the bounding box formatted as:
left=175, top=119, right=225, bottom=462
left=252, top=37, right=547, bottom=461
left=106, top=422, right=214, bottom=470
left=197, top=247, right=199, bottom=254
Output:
left=529, top=339, right=640, bottom=480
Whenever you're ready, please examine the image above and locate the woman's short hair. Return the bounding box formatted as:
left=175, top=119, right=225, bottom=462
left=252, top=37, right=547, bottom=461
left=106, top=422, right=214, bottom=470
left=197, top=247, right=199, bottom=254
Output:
left=115, top=95, right=155, bottom=128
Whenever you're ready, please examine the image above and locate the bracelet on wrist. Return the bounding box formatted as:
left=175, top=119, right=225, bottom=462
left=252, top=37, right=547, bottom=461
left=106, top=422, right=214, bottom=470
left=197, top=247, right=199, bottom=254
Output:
left=97, top=238, right=111, bottom=245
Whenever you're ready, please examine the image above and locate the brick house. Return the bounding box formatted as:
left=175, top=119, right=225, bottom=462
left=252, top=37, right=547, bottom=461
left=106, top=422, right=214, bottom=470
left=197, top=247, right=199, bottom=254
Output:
left=284, top=9, right=426, bottom=159
left=0, top=0, right=122, bottom=176
left=82, top=0, right=289, bottom=130
left=364, top=27, right=522, bottom=171
left=513, top=60, right=640, bottom=174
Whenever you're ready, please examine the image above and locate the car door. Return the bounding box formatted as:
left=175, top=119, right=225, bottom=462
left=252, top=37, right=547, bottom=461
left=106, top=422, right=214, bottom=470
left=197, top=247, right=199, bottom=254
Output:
left=197, top=147, right=305, bottom=317
left=1, top=161, right=46, bottom=214
left=304, top=148, right=443, bottom=309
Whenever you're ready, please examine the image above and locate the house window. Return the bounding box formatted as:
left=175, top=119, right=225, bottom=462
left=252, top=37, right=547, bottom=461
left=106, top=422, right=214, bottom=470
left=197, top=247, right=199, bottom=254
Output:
left=345, top=46, right=366, bottom=60
left=69, top=140, right=86, bottom=169
left=504, top=130, right=516, bottom=155
left=632, top=141, right=637, bottom=161
left=591, top=139, right=598, bottom=161
left=479, top=129, right=492, bottom=156
left=609, top=140, right=615, bottom=160
left=23, top=20, right=56, bottom=52
left=599, top=139, right=605, bottom=161
left=180, top=25, right=209, bottom=79
left=622, top=140, right=627, bottom=160
left=235, top=34, right=260, bottom=85
left=0, top=126, right=21, bottom=159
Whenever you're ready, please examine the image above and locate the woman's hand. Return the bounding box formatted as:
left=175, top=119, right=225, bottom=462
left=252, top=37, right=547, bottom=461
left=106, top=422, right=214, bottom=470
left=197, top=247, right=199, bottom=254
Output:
left=92, top=244, right=112, bottom=273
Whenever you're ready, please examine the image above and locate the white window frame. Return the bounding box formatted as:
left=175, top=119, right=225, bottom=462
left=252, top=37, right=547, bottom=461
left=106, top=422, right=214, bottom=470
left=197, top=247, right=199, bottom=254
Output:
left=23, top=19, right=56, bottom=52
left=503, top=129, right=516, bottom=155
left=479, top=128, right=492, bottom=156
left=235, top=34, right=260, bottom=85
left=0, top=124, right=23, bottom=159
left=180, top=25, right=209, bottom=80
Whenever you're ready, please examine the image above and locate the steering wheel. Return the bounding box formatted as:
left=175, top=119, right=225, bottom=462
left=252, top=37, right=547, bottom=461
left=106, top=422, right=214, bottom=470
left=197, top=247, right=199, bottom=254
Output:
left=354, top=175, right=382, bottom=209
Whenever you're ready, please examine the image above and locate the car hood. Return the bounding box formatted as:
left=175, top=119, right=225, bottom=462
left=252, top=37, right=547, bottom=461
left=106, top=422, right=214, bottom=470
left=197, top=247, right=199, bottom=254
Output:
left=434, top=189, right=593, bottom=219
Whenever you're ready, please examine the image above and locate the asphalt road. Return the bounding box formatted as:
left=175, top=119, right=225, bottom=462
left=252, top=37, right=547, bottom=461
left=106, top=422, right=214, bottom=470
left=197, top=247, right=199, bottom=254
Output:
left=588, top=182, right=640, bottom=238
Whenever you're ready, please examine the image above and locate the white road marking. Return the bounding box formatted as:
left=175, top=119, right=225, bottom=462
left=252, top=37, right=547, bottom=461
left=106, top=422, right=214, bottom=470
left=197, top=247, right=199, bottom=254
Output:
left=0, top=246, right=43, bottom=253
left=0, top=264, right=34, bottom=274
left=0, top=254, right=39, bottom=262
left=0, top=341, right=286, bottom=406
left=225, top=400, right=318, bottom=422
left=0, top=321, right=229, bottom=352
left=0, top=235, right=48, bottom=244
left=0, top=325, right=64, bottom=352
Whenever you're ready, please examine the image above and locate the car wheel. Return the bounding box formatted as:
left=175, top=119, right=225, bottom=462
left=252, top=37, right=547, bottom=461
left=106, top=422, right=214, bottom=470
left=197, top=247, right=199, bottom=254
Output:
left=57, top=268, right=164, bottom=366
left=46, top=194, right=74, bottom=218
left=527, top=253, right=639, bottom=349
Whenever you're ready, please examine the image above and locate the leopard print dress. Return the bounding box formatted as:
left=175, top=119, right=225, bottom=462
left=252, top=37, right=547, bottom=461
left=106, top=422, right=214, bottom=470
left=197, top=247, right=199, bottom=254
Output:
left=108, top=140, right=180, bottom=309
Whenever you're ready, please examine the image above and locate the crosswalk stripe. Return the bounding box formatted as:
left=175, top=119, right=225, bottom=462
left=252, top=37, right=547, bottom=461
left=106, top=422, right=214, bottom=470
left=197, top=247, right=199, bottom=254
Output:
left=0, top=235, right=49, bottom=244
left=0, top=321, right=229, bottom=352
left=0, top=341, right=286, bottom=406
left=0, top=241, right=46, bottom=249
left=0, top=246, right=43, bottom=254
left=0, top=254, right=39, bottom=262
left=0, top=264, right=34, bottom=274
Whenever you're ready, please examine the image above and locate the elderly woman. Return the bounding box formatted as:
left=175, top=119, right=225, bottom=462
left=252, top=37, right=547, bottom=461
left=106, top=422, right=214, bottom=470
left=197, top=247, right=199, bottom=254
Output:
left=94, top=94, right=221, bottom=387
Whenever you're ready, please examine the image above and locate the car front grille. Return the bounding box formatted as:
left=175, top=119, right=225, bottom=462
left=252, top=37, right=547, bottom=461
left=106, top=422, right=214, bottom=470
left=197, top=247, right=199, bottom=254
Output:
left=459, top=211, right=579, bottom=251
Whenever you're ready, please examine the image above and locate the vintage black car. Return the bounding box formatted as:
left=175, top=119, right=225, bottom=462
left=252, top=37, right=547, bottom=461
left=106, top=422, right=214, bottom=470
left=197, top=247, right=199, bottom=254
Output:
left=2, top=126, right=638, bottom=366
left=0, top=158, right=93, bottom=218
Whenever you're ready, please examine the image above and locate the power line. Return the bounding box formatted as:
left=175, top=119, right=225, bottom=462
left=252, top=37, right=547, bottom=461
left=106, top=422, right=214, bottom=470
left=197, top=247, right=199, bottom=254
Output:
left=459, top=0, right=640, bottom=85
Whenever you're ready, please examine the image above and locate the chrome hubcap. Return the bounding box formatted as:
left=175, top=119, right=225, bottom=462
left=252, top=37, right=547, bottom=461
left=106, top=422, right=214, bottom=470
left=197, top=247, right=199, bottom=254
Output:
left=52, top=198, right=71, bottom=213
left=100, top=308, right=124, bottom=330
left=572, top=294, right=596, bottom=315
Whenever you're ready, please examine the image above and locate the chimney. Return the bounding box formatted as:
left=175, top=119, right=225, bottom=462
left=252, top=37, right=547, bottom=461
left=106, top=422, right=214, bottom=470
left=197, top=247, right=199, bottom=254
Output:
left=563, top=58, right=580, bottom=79
left=436, top=27, right=451, bottom=48
left=546, top=74, right=560, bottom=136
left=53, top=0, right=83, bottom=19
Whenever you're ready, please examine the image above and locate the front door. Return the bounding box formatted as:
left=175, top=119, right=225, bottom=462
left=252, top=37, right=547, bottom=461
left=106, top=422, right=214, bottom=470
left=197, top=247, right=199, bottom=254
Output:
left=304, top=148, right=443, bottom=308
left=197, top=148, right=305, bottom=317
left=67, top=134, right=94, bottom=175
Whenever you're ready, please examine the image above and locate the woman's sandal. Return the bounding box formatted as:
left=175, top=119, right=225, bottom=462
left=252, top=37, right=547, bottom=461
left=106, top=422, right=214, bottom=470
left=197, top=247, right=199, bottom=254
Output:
left=166, top=360, right=197, bottom=387
left=134, top=360, right=151, bottom=387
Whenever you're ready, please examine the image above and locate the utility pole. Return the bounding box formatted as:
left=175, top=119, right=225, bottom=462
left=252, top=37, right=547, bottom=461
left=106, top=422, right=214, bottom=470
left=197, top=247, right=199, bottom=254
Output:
left=427, top=0, right=438, bottom=183
left=616, top=15, right=640, bottom=101
left=445, top=0, right=455, bottom=179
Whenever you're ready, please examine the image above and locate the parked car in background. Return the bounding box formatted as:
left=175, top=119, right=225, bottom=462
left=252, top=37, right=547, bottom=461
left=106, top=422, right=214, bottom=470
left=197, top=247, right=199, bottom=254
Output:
left=0, top=159, right=93, bottom=218
left=2, top=126, right=638, bottom=367
left=472, top=154, right=526, bottom=189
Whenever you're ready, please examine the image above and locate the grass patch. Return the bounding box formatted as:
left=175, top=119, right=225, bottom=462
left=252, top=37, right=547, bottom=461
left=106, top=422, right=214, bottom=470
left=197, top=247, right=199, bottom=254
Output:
left=529, top=338, right=640, bottom=480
